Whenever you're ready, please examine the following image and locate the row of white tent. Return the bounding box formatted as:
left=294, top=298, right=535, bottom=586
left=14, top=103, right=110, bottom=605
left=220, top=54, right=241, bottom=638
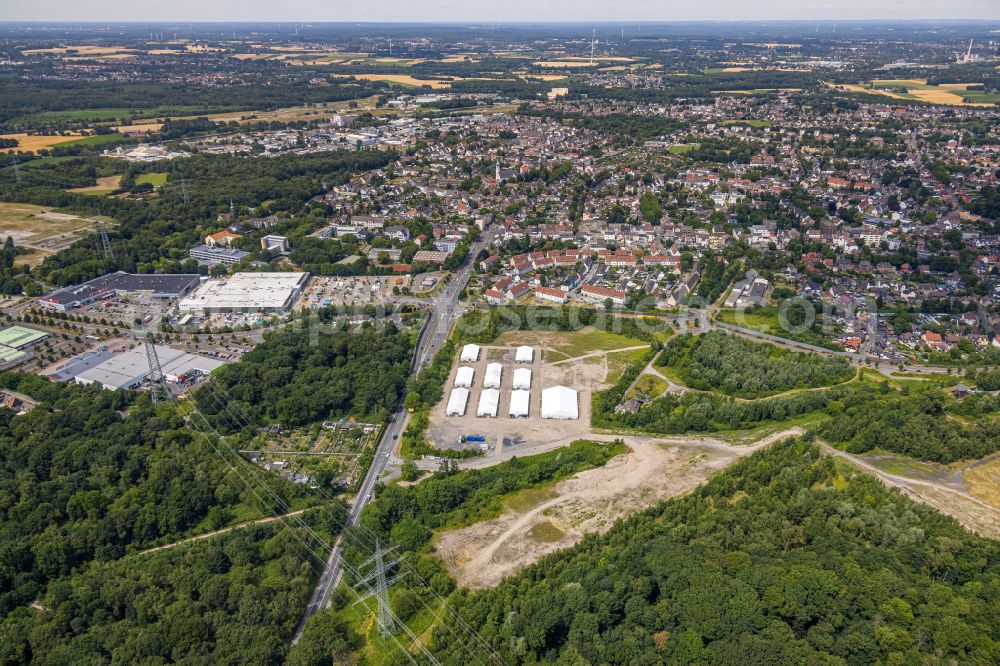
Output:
left=444, top=385, right=577, bottom=419
left=460, top=344, right=534, bottom=364
left=454, top=365, right=531, bottom=390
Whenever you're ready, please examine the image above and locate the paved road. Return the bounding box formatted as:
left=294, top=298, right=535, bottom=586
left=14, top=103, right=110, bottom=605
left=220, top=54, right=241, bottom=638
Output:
left=293, top=227, right=493, bottom=642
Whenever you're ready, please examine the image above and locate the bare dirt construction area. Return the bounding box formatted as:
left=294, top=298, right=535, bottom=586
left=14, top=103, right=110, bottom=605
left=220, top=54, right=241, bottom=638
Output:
left=436, top=430, right=799, bottom=589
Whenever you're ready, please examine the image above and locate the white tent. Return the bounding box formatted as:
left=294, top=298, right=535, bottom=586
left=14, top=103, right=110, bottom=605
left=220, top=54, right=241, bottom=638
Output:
left=483, top=362, right=503, bottom=389
left=515, top=346, right=534, bottom=363
left=541, top=386, right=579, bottom=420
left=454, top=366, right=474, bottom=388
left=446, top=388, right=469, bottom=416
left=508, top=389, right=530, bottom=418
left=477, top=388, right=500, bottom=417
left=512, top=367, right=532, bottom=390
left=460, top=344, right=480, bottom=362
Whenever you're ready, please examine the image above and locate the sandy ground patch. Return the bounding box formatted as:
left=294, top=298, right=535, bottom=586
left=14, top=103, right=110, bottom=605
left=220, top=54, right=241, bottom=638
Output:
left=436, top=436, right=757, bottom=589
left=67, top=175, right=121, bottom=194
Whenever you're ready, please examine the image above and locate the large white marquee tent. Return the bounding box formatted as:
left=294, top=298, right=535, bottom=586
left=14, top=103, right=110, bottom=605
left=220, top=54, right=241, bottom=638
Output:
left=508, top=389, right=530, bottom=417
left=477, top=388, right=500, bottom=417
left=541, top=385, right=578, bottom=419
left=446, top=388, right=470, bottom=416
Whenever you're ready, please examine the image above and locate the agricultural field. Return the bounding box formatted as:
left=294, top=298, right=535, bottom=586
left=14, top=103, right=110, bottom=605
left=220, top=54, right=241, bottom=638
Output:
left=0, top=133, right=86, bottom=153
left=0, top=202, right=108, bottom=266
left=831, top=79, right=1000, bottom=106
left=343, top=74, right=465, bottom=89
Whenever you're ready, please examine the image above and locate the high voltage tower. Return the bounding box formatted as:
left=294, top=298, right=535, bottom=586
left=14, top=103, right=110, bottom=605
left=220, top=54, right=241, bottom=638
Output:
left=96, top=221, right=115, bottom=262
left=354, top=540, right=407, bottom=638
left=143, top=333, right=170, bottom=404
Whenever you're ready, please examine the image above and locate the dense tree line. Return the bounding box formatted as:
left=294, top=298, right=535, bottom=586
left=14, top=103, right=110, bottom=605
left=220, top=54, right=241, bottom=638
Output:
left=0, top=372, right=310, bottom=620
left=658, top=332, right=853, bottom=399
left=819, top=384, right=1000, bottom=463
left=0, top=508, right=342, bottom=665
left=195, top=322, right=413, bottom=430
left=431, top=438, right=1000, bottom=665
left=0, top=149, right=395, bottom=286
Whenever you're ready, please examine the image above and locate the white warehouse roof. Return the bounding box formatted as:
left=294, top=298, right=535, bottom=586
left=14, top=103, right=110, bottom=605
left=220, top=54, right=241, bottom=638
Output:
left=454, top=366, right=475, bottom=388
left=460, top=344, right=480, bottom=362
left=477, top=388, right=500, bottom=417
left=541, top=386, right=579, bottom=420
left=446, top=388, right=469, bottom=416
left=508, top=389, right=530, bottom=417
left=515, top=346, right=534, bottom=363
left=512, top=367, right=532, bottom=390
left=74, top=344, right=226, bottom=391
left=483, top=362, right=503, bottom=389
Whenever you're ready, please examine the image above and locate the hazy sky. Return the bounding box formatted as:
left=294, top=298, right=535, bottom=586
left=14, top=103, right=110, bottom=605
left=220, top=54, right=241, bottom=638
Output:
left=4, top=1, right=1000, bottom=23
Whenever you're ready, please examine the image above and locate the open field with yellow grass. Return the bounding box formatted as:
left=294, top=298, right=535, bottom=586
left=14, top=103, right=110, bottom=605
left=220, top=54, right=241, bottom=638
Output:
left=343, top=74, right=461, bottom=88
left=0, top=133, right=87, bottom=154
left=67, top=175, right=122, bottom=195
left=832, top=79, right=999, bottom=106
left=0, top=202, right=109, bottom=266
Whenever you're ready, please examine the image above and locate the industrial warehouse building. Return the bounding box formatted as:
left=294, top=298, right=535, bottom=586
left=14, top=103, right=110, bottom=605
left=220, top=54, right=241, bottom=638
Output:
left=512, top=368, right=532, bottom=390
left=477, top=388, right=500, bottom=417
left=483, top=363, right=503, bottom=389
left=460, top=344, right=480, bottom=362
left=178, top=272, right=310, bottom=314
left=38, top=272, right=201, bottom=311
left=446, top=388, right=469, bottom=416
left=73, top=344, right=226, bottom=391
left=541, top=386, right=579, bottom=420
left=515, top=346, right=534, bottom=363
left=508, top=389, right=530, bottom=418
left=454, top=366, right=474, bottom=388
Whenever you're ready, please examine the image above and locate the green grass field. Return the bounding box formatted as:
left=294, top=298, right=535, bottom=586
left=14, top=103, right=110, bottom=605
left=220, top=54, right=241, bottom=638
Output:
left=136, top=172, right=168, bottom=186
left=60, top=134, right=125, bottom=148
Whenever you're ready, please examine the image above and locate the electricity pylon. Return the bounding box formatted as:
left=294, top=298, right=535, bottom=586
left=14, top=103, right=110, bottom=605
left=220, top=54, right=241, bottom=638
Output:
left=144, top=333, right=170, bottom=404
left=96, top=221, right=115, bottom=262
left=354, top=540, right=407, bottom=637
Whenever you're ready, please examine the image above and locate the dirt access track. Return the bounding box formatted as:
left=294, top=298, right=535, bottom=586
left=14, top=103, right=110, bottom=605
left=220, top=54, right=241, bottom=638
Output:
left=435, top=428, right=801, bottom=589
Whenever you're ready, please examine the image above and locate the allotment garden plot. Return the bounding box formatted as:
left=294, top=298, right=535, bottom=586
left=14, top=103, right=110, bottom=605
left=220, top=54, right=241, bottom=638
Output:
left=244, top=422, right=381, bottom=492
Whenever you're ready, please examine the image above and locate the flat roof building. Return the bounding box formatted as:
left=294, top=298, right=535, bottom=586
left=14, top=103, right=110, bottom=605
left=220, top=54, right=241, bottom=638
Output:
left=454, top=366, right=475, bottom=388
left=484, top=362, right=503, bottom=389
left=178, top=272, right=309, bottom=314
left=47, top=349, right=115, bottom=383
left=446, top=388, right=470, bottom=416
left=38, top=272, right=201, bottom=311
left=508, top=389, right=530, bottom=418
left=188, top=244, right=250, bottom=266
left=74, top=344, right=226, bottom=391
left=0, top=326, right=48, bottom=350
left=477, top=388, right=500, bottom=417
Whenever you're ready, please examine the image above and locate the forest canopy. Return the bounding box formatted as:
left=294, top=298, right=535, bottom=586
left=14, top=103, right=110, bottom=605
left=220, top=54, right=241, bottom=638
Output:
left=657, top=332, right=854, bottom=399
left=430, top=439, right=1000, bottom=665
